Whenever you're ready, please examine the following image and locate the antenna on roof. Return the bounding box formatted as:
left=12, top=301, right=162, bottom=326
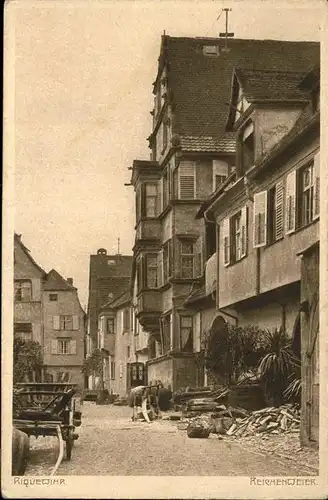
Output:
left=117, top=237, right=120, bottom=256
left=219, top=8, right=234, bottom=52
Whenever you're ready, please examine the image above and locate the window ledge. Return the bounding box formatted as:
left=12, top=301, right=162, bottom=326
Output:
left=224, top=254, right=248, bottom=268
left=288, top=218, right=319, bottom=237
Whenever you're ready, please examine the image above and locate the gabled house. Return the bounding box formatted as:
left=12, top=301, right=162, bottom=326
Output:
left=201, top=65, right=320, bottom=445
left=14, top=233, right=46, bottom=346
left=98, top=290, right=137, bottom=396
left=42, top=270, right=86, bottom=388
left=130, top=35, right=319, bottom=392
left=86, top=248, right=132, bottom=358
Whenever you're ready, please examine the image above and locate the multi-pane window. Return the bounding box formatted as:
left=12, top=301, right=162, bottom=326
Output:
left=146, top=254, right=158, bottom=288
left=60, top=315, right=73, bottom=331
left=215, top=175, right=227, bottom=189
left=57, top=338, right=71, bottom=355
left=300, top=163, right=314, bottom=227
left=145, top=183, right=158, bottom=217
left=14, top=280, right=32, bottom=302
left=180, top=316, right=193, bottom=353
left=180, top=241, right=194, bottom=279
left=223, top=207, right=248, bottom=266
left=107, top=317, right=115, bottom=334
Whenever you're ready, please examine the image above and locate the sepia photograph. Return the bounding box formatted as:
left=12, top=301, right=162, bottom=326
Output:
left=2, top=0, right=328, bottom=498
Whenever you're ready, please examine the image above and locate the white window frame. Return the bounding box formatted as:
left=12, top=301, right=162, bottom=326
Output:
left=253, top=191, right=268, bottom=248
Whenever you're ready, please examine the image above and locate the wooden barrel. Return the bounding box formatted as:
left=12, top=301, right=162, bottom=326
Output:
left=12, top=428, right=30, bottom=476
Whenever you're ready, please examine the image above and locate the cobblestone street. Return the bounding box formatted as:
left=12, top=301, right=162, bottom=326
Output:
left=26, top=403, right=316, bottom=476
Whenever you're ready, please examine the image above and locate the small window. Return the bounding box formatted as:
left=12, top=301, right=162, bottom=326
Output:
left=127, top=346, right=131, bottom=358
left=49, top=293, right=58, bottom=301
left=107, top=317, right=115, bottom=334
left=14, top=280, right=32, bottom=302
left=180, top=316, right=193, bottom=353
left=215, top=175, right=227, bottom=189
left=123, top=308, right=131, bottom=331
left=14, top=322, right=32, bottom=342
left=231, top=212, right=242, bottom=262
left=203, top=45, right=219, bottom=56
left=240, top=122, right=255, bottom=173
left=110, top=361, right=116, bottom=380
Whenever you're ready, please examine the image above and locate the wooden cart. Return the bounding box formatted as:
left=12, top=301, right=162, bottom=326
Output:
left=13, top=383, right=82, bottom=475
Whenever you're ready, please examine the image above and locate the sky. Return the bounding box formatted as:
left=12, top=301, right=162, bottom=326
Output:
left=11, top=0, right=322, bottom=309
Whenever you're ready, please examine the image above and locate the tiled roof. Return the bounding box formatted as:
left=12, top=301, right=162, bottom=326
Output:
left=14, top=233, right=46, bottom=276
left=234, top=68, right=309, bottom=102
left=96, top=277, right=131, bottom=308
left=102, top=289, right=130, bottom=311
left=44, top=269, right=76, bottom=291
left=161, top=36, right=319, bottom=137
left=179, top=135, right=235, bottom=153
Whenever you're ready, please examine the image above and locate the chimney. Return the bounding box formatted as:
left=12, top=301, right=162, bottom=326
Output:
left=67, top=278, right=73, bottom=286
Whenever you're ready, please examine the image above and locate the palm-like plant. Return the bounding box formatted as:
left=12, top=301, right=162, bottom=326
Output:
left=257, top=328, right=296, bottom=405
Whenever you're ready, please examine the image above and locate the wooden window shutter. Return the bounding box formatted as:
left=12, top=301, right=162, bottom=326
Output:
left=222, top=218, right=230, bottom=266
left=275, top=181, right=284, bottom=240
left=313, top=152, right=320, bottom=220
left=53, top=316, right=60, bottom=330
left=240, top=206, right=248, bottom=258
left=70, top=340, right=77, bottom=355
left=179, top=162, right=195, bottom=199
left=253, top=191, right=267, bottom=248
left=73, top=315, right=79, bottom=330
left=51, top=340, right=58, bottom=354
left=285, top=170, right=297, bottom=234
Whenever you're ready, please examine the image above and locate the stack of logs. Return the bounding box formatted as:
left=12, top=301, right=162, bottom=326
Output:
left=180, top=401, right=301, bottom=438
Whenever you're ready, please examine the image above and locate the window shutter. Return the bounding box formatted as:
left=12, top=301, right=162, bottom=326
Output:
left=222, top=218, right=230, bottom=266
left=253, top=191, right=267, bottom=248
left=157, top=250, right=164, bottom=287
left=51, top=340, right=58, bottom=354
left=240, top=206, right=248, bottom=258
left=179, top=162, right=195, bottom=199
left=53, top=316, right=60, bottom=330
left=313, top=153, right=320, bottom=220
left=73, top=315, right=79, bottom=330
left=285, top=170, right=296, bottom=234
left=275, top=181, right=284, bottom=240
left=70, top=340, right=77, bottom=355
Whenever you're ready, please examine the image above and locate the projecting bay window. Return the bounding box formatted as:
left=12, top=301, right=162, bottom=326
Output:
left=180, top=315, right=193, bottom=353
left=222, top=207, right=248, bottom=266
left=178, top=161, right=196, bottom=199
